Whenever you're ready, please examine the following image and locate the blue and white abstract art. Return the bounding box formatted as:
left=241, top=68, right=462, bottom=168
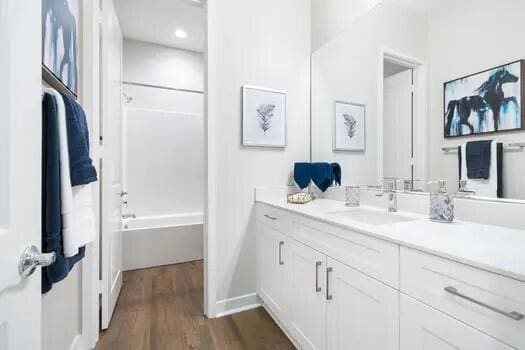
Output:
left=444, top=61, right=523, bottom=137
left=42, top=0, right=80, bottom=95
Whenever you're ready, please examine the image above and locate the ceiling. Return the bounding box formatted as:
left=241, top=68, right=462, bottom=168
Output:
left=114, top=0, right=205, bottom=52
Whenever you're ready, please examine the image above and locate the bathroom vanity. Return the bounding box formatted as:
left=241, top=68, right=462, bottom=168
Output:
left=254, top=189, right=525, bottom=350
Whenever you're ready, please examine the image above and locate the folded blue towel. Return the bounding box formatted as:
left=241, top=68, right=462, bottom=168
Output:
left=294, top=162, right=312, bottom=189
left=466, top=140, right=492, bottom=180
left=61, top=93, right=98, bottom=186
left=331, top=163, right=341, bottom=186
left=41, top=93, right=85, bottom=294
left=311, top=163, right=332, bottom=192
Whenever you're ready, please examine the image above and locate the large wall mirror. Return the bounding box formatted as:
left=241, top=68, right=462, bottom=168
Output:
left=311, top=0, right=525, bottom=201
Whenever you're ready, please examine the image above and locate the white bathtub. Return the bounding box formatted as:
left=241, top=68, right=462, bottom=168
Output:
left=123, top=212, right=203, bottom=230
left=122, top=212, right=204, bottom=271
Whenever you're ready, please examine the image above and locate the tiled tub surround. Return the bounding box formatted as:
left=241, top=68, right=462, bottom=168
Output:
left=254, top=186, right=525, bottom=349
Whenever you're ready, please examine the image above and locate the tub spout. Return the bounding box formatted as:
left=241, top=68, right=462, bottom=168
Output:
left=122, top=213, right=136, bottom=219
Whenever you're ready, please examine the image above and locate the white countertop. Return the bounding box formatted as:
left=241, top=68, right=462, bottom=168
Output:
left=256, top=195, right=525, bottom=283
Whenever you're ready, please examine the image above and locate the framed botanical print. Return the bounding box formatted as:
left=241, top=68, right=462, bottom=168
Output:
left=333, top=101, right=366, bottom=151
left=242, top=86, right=287, bottom=147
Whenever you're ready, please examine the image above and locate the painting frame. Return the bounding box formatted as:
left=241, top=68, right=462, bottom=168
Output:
left=333, top=100, right=366, bottom=152
left=443, top=59, right=525, bottom=138
left=242, top=85, right=287, bottom=148
left=42, top=0, right=81, bottom=97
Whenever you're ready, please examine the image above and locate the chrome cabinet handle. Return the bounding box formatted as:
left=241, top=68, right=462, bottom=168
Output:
left=19, top=246, right=56, bottom=278
left=444, top=286, right=524, bottom=321
left=315, top=261, right=322, bottom=292
left=278, top=241, right=284, bottom=265
left=264, top=214, right=277, bottom=221
left=326, top=267, right=333, bottom=300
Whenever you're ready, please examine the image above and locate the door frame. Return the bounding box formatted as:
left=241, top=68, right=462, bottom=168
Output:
left=80, top=0, right=102, bottom=348
left=378, top=48, right=428, bottom=188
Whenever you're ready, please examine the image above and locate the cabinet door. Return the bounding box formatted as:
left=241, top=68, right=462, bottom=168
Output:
left=326, top=258, right=399, bottom=350
left=288, top=239, right=327, bottom=350
left=401, top=294, right=514, bottom=350
left=256, top=222, right=288, bottom=320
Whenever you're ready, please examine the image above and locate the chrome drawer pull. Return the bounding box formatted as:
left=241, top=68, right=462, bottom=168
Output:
left=315, top=261, right=322, bottom=292
left=278, top=241, right=284, bottom=265
left=326, top=267, right=333, bottom=300
left=264, top=214, right=277, bottom=221
left=444, top=286, right=524, bottom=321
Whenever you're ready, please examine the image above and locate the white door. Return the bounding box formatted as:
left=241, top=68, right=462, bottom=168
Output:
left=401, top=295, right=513, bottom=350
left=256, top=223, right=288, bottom=321
left=326, top=258, right=399, bottom=350
left=0, top=0, right=44, bottom=349
left=383, top=69, right=413, bottom=181
left=100, top=0, right=124, bottom=329
left=288, top=239, right=326, bottom=350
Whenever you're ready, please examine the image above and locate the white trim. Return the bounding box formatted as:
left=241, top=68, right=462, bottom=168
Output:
left=69, top=334, right=83, bottom=350
left=81, top=0, right=101, bottom=348
left=214, top=293, right=262, bottom=318
left=204, top=0, right=217, bottom=318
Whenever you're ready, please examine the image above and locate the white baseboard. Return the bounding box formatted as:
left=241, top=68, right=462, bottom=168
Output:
left=214, top=293, right=262, bottom=318
left=69, top=334, right=83, bottom=350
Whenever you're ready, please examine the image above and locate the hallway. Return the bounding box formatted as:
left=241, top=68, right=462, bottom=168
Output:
left=95, top=261, right=294, bottom=350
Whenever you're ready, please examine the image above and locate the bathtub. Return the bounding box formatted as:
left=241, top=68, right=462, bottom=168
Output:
left=122, top=212, right=204, bottom=271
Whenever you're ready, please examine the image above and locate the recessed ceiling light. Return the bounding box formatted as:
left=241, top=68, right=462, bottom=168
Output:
left=175, top=29, right=187, bottom=39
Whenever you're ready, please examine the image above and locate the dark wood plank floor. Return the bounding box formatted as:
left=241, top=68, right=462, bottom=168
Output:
left=95, top=261, right=295, bottom=350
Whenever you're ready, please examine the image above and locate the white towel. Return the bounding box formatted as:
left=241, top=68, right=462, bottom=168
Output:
left=460, top=142, right=499, bottom=198
left=45, top=88, right=96, bottom=257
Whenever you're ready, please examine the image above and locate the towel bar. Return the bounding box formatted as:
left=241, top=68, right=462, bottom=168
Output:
left=442, top=142, right=525, bottom=153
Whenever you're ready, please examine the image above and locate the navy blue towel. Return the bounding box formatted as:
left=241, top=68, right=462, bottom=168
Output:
left=331, top=163, right=341, bottom=186
left=42, top=93, right=85, bottom=294
left=61, top=93, right=98, bottom=186
left=466, top=140, right=492, bottom=179
left=294, top=162, right=312, bottom=189
left=311, top=163, right=332, bottom=192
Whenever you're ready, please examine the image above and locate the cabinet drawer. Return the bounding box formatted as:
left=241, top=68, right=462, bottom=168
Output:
left=401, top=247, right=525, bottom=349
left=401, top=294, right=513, bottom=350
left=289, top=219, right=399, bottom=288
left=256, top=204, right=292, bottom=233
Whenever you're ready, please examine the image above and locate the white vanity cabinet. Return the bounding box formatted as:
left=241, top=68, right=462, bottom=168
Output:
left=327, top=258, right=399, bottom=350
left=256, top=204, right=401, bottom=350
left=288, top=239, right=327, bottom=350
left=401, top=295, right=514, bottom=350
left=256, top=222, right=289, bottom=322
left=255, top=202, right=525, bottom=349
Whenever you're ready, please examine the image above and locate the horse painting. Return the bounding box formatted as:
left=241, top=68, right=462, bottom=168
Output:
left=444, top=61, right=523, bottom=137
left=42, top=0, right=79, bottom=94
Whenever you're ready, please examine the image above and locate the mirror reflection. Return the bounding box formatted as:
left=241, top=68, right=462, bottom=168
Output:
left=311, top=0, right=525, bottom=200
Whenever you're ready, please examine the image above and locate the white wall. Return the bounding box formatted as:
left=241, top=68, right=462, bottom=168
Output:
left=123, top=39, right=204, bottom=91
left=427, top=0, right=525, bottom=199
left=123, top=84, right=204, bottom=217
left=311, top=2, right=427, bottom=186
left=206, top=0, right=311, bottom=313
left=122, top=40, right=204, bottom=218
left=311, top=0, right=383, bottom=51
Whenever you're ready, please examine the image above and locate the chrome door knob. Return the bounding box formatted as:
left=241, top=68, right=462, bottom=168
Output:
left=19, top=246, right=56, bottom=278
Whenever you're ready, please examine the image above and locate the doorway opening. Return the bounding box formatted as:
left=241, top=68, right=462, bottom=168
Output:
left=97, top=0, right=207, bottom=336
left=380, top=50, right=427, bottom=191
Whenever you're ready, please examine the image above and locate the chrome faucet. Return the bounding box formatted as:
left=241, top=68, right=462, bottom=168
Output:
left=384, top=179, right=398, bottom=213
left=372, top=178, right=399, bottom=212
left=122, top=213, right=136, bottom=220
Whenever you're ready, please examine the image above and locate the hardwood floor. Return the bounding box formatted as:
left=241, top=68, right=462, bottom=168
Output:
left=95, top=261, right=295, bottom=350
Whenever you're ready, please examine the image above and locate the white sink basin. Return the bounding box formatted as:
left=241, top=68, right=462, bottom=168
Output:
left=325, top=208, right=417, bottom=226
